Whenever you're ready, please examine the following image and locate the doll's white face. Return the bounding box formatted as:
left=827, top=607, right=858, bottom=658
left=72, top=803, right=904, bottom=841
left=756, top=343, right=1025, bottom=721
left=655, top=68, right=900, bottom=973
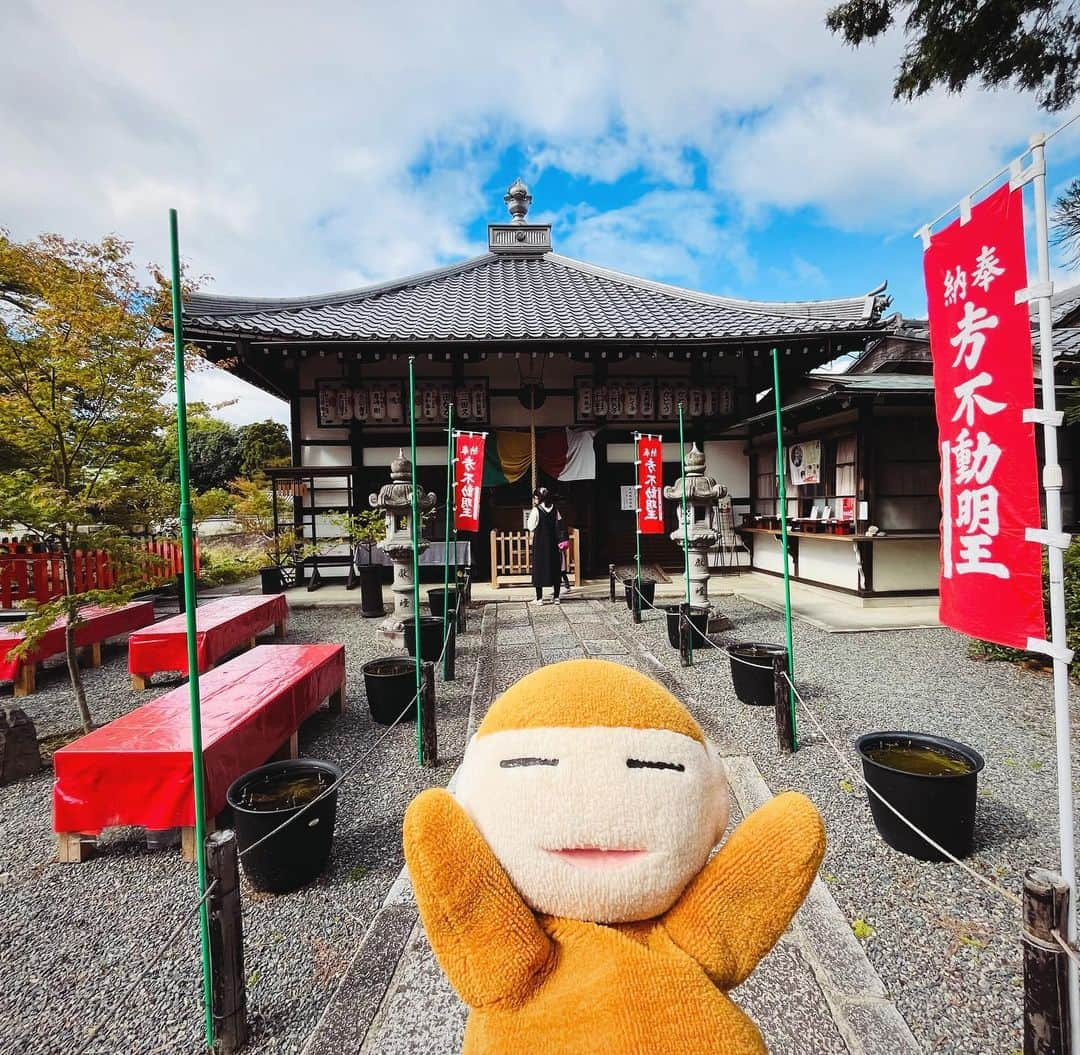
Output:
left=454, top=726, right=729, bottom=923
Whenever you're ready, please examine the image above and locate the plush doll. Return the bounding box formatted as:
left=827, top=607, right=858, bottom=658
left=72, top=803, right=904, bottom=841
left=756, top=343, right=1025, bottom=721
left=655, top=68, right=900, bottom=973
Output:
left=403, top=658, right=825, bottom=1055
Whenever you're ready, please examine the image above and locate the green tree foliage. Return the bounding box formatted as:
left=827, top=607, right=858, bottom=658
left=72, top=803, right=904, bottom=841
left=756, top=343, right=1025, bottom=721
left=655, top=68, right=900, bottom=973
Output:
left=238, top=419, right=291, bottom=476
left=826, top=1, right=1080, bottom=112
left=1053, top=178, right=1080, bottom=270
left=0, top=230, right=188, bottom=731
left=164, top=407, right=290, bottom=490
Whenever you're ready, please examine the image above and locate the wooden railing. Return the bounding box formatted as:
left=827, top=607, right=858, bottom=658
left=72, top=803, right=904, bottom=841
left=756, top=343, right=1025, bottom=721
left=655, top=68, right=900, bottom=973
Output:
left=0, top=538, right=199, bottom=609
left=489, top=529, right=581, bottom=589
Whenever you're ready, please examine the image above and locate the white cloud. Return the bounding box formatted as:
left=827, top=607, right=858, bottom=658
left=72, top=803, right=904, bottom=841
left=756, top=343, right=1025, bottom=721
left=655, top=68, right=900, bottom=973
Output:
left=550, top=190, right=755, bottom=287
left=5, top=0, right=1076, bottom=424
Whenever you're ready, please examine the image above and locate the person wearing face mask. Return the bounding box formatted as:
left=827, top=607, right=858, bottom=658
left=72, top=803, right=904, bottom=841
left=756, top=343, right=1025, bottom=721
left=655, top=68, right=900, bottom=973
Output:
left=526, top=487, right=562, bottom=605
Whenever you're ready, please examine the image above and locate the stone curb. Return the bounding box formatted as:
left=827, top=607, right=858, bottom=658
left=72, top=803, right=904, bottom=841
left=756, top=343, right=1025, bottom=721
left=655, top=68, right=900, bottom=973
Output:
left=600, top=602, right=921, bottom=1055
left=721, top=759, right=921, bottom=1055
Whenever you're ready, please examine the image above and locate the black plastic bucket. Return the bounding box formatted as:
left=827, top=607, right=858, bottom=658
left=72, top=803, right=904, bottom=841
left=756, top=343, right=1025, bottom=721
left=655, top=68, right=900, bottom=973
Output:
left=226, top=758, right=342, bottom=894
left=726, top=642, right=787, bottom=706
left=426, top=588, right=459, bottom=621
left=362, top=657, right=418, bottom=724
left=260, top=567, right=284, bottom=595
left=623, top=578, right=656, bottom=611
left=856, top=731, right=984, bottom=861
left=402, top=616, right=447, bottom=663
left=355, top=565, right=384, bottom=619
left=661, top=605, right=710, bottom=650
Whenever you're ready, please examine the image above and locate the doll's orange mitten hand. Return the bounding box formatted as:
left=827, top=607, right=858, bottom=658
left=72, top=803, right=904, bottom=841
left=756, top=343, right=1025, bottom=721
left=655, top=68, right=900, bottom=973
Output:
left=403, top=788, right=553, bottom=1009
left=662, top=791, right=825, bottom=990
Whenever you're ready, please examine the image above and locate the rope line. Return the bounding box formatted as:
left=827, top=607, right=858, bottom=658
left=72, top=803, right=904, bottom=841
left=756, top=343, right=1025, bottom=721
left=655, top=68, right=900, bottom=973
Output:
left=784, top=672, right=1021, bottom=908
left=238, top=573, right=468, bottom=861
left=74, top=880, right=219, bottom=1055
left=1053, top=929, right=1080, bottom=969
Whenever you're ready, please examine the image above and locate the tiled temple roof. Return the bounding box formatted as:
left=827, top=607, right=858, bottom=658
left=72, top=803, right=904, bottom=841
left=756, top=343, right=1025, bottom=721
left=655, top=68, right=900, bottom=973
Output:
left=184, top=252, right=890, bottom=344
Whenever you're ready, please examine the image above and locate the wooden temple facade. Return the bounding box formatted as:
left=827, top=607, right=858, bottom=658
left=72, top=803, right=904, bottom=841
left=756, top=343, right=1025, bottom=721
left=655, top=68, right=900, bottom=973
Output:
left=184, top=180, right=910, bottom=587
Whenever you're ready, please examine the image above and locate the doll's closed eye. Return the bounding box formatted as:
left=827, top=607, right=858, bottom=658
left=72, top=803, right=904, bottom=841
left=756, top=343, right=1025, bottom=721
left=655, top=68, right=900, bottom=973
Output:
left=626, top=759, right=685, bottom=772
left=500, top=757, right=559, bottom=768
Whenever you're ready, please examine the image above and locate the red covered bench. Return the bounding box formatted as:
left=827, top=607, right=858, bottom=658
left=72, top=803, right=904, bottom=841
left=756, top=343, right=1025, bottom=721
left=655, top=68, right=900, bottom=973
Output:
left=54, top=642, right=346, bottom=862
left=0, top=601, right=156, bottom=697
left=128, top=594, right=289, bottom=690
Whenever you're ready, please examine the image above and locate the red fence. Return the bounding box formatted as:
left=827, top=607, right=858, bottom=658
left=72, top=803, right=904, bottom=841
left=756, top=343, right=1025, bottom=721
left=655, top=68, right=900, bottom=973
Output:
left=0, top=538, right=200, bottom=609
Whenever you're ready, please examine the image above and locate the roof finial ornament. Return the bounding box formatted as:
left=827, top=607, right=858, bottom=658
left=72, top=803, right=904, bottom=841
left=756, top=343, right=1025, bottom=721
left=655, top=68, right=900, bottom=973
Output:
left=504, top=178, right=532, bottom=224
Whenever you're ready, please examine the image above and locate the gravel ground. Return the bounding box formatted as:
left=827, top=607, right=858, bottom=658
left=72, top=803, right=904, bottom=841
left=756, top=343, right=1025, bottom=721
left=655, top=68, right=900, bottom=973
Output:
left=0, top=596, right=476, bottom=1055
left=602, top=591, right=1073, bottom=1055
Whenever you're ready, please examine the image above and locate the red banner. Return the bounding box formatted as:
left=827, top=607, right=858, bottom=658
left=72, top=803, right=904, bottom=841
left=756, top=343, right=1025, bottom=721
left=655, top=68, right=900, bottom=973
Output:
left=923, top=183, right=1045, bottom=648
left=454, top=433, right=486, bottom=533
left=637, top=436, right=665, bottom=534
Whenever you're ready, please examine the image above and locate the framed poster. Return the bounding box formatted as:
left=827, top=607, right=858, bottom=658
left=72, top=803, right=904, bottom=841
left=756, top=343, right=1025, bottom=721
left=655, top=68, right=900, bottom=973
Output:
left=788, top=440, right=821, bottom=486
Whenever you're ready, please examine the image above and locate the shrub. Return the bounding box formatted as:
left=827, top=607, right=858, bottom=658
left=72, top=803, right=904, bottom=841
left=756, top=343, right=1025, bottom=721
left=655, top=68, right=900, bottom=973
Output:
left=198, top=542, right=262, bottom=587
left=969, top=537, right=1080, bottom=675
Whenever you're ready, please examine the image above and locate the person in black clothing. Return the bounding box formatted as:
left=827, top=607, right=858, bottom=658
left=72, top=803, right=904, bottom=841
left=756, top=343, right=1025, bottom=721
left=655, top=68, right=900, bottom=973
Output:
left=527, top=487, right=562, bottom=604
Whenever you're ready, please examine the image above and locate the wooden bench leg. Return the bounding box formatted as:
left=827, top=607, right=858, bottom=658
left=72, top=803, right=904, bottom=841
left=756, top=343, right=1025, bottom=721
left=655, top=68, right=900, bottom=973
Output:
left=57, top=832, right=95, bottom=863
left=268, top=731, right=299, bottom=762
left=181, top=815, right=217, bottom=863
left=274, top=618, right=288, bottom=638
left=14, top=662, right=36, bottom=698
left=131, top=673, right=149, bottom=691
left=86, top=642, right=102, bottom=668
left=247, top=637, right=257, bottom=650
left=328, top=680, right=346, bottom=715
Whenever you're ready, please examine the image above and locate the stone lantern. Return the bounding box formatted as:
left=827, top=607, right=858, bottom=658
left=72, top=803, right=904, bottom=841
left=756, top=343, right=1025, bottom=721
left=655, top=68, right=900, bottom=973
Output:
left=663, top=443, right=732, bottom=631
left=369, top=450, right=437, bottom=644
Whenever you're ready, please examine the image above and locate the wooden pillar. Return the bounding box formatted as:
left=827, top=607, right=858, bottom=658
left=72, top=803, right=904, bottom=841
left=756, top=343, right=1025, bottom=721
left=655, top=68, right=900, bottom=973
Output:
left=609, top=563, right=617, bottom=603
left=443, top=618, right=456, bottom=681
left=420, top=661, right=437, bottom=768
left=773, top=655, right=796, bottom=754
left=678, top=603, right=691, bottom=668
left=1023, top=867, right=1072, bottom=1055
left=207, top=830, right=248, bottom=1054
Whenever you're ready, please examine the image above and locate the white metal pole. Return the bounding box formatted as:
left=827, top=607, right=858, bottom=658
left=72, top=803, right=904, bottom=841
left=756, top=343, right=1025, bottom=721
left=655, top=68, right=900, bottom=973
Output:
left=1030, top=132, right=1079, bottom=1053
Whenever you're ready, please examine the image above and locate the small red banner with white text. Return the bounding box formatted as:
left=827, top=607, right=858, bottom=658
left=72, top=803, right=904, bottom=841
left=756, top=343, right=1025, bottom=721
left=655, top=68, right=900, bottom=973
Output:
left=454, top=432, right=486, bottom=533
left=636, top=435, right=665, bottom=534
left=923, top=183, right=1045, bottom=648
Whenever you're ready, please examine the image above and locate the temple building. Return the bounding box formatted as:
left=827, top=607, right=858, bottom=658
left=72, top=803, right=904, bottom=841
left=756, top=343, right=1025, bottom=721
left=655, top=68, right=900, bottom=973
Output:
left=185, top=180, right=907, bottom=592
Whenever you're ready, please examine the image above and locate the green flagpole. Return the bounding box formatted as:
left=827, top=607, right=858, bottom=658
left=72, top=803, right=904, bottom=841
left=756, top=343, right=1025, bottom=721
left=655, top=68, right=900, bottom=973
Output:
left=677, top=406, right=693, bottom=665
left=408, top=358, right=423, bottom=765
left=771, top=348, right=797, bottom=748
left=442, top=403, right=454, bottom=680
left=169, top=209, right=214, bottom=1048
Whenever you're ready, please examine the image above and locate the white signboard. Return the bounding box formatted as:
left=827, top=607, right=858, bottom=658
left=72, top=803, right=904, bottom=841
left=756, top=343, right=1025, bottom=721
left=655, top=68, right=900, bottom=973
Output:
left=620, top=485, right=637, bottom=511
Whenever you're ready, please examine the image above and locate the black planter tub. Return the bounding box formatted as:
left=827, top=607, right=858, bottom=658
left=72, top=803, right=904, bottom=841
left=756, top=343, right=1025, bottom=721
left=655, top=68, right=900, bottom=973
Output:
left=226, top=758, right=342, bottom=893
left=623, top=578, right=656, bottom=611
left=856, top=732, right=984, bottom=861
left=726, top=642, right=787, bottom=706
left=259, top=567, right=284, bottom=595
left=355, top=565, right=385, bottom=618
left=661, top=605, right=710, bottom=650
left=426, top=587, right=459, bottom=622
left=402, top=616, right=448, bottom=663
left=362, top=657, right=418, bottom=724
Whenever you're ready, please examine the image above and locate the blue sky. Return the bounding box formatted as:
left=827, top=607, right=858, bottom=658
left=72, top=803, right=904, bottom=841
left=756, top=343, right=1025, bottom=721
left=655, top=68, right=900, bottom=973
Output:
left=5, top=1, right=1079, bottom=424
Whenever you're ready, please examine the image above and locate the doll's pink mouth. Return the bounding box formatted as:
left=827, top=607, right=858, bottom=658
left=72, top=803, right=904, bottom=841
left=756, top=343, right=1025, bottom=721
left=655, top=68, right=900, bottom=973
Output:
left=548, top=848, right=646, bottom=868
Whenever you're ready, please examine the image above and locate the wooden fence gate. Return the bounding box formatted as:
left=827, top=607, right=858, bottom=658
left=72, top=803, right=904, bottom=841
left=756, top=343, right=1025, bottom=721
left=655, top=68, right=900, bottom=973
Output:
left=489, top=529, right=581, bottom=589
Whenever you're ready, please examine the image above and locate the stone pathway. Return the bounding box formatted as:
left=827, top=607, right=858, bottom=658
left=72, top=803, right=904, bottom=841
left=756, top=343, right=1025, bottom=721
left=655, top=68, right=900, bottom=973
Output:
left=304, top=599, right=919, bottom=1055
